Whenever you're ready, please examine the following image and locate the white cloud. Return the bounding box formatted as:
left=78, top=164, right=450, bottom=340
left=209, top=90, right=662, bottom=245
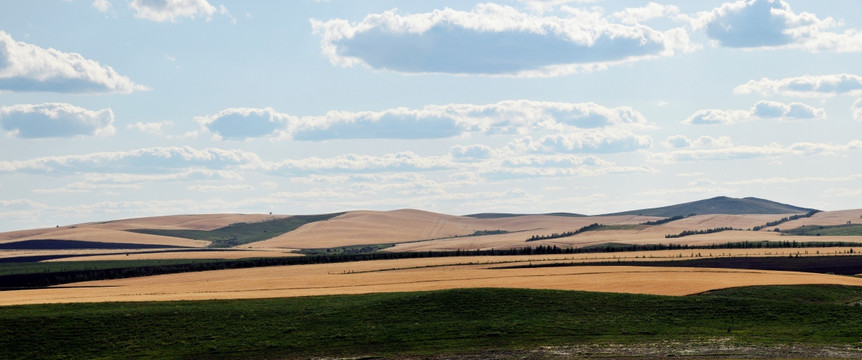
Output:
left=127, top=121, right=172, bottom=135
left=187, top=184, right=254, bottom=193
left=130, top=0, right=221, bottom=22
left=0, top=31, right=147, bottom=93
left=517, top=0, right=597, bottom=14
left=684, top=109, right=751, bottom=125
left=0, top=103, right=115, bottom=138
left=611, top=2, right=680, bottom=25
left=734, top=74, right=862, bottom=97
left=695, top=0, right=862, bottom=52
left=200, top=100, right=652, bottom=142
left=33, top=181, right=142, bottom=195
left=0, top=146, right=260, bottom=174
left=483, top=154, right=654, bottom=179
left=195, top=107, right=291, bottom=140
left=651, top=139, right=862, bottom=162
left=512, top=129, right=653, bottom=154
left=725, top=174, right=862, bottom=186
left=665, top=135, right=692, bottom=148
left=684, top=100, right=825, bottom=124
left=258, top=152, right=453, bottom=175
left=91, top=0, right=111, bottom=12
left=450, top=144, right=495, bottom=162
left=311, top=4, right=693, bottom=77
left=853, top=99, right=862, bottom=122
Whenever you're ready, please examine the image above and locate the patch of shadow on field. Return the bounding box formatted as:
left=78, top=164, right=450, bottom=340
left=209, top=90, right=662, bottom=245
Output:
left=496, top=255, right=862, bottom=276
left=0, top=239, right=190, bottom=250
left=377, top=341, right=862, bottom=359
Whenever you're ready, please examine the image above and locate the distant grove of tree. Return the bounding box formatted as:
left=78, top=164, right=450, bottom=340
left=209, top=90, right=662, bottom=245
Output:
left=527, top=223, right=602, bottom=242
left=665, top=227, right=735, bottom=239
left=640, top=214, right=693, bottom=226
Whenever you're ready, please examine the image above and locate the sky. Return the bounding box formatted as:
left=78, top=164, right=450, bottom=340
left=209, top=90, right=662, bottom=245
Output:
left=1, top=0, right=862, bottom=231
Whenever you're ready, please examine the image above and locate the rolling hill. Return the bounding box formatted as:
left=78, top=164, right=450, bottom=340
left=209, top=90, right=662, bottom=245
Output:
left=1, top=196, right=855, bottom=260
left=602, top=196, right=817, bottom=217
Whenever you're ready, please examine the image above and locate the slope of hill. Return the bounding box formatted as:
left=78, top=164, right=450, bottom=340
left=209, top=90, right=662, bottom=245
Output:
left=603, top=196, right=816, bottom=217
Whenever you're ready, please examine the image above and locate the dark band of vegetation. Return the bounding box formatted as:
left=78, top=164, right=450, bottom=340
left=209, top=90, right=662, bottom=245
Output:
left=751, top=210, right=820, bottom=231
left=527, top=223, right=602, bottom=241
left=4, top=240, right=862, bottom=290
left=3, top=285, right=862, bottom=359
left=665, top=227, right=735, bottom=238
left=127, top=212, right=344, bottom=248
left=640, top=214, right=692, bottom=226
left=500, top=253, right=862, bottom=275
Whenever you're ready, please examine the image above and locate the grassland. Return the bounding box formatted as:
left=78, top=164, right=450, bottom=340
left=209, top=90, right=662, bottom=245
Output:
left=782, top=224, right=862, bottom=236
left=3, top=285, right=862, bottom=359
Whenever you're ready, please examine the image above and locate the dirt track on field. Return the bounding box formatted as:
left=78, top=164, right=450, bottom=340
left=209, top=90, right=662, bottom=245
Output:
left=4, top=252, right=862, bottom=306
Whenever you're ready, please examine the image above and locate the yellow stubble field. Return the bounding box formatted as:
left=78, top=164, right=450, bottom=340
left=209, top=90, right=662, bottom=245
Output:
left=3, top=249, right=862, bottom=306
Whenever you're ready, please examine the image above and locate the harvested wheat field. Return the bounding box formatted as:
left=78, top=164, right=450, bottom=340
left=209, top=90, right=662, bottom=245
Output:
left=247, top=210, right=654, bottom=249
left=4, top=251, right=862, bottom=306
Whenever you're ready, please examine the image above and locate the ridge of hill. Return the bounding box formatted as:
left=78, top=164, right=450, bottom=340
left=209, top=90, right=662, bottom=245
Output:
left=602, top=196, right=817, bottom=218
left=464, top=212, right=585, bottom=219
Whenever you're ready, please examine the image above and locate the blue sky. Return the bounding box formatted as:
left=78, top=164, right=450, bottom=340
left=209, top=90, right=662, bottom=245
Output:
left=1, top=0, right=862, bottom=231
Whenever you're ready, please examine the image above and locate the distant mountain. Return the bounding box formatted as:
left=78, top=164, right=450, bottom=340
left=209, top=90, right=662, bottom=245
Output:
left=464, top=212, right=585, bottom=219
left=602, top=196, right=817, bottom=217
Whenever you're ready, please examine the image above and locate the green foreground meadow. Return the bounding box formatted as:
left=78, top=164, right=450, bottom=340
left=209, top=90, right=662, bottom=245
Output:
left=3, top=285, right=862, bottom=359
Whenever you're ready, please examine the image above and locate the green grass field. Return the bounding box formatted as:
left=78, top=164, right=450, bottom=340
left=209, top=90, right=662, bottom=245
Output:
left=782, top=224, right=862, bottom=236
left=3, top=285, right=862, bottom=359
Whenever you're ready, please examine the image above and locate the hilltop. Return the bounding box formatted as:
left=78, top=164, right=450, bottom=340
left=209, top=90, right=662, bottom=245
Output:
left=602, top=196, right=817, bottom=217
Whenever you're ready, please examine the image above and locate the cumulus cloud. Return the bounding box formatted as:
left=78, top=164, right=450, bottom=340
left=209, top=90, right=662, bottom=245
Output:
left=0, top=31, right=147, bottom=93
left=450, top=144, right=495, bottom=162
left=852, top=99, right=862, bottom=121
left=0, top=103, right=115, bottom=138
left=0, top=146, right=260, bottom=174
left=311, top=3, right=693, bottom=77
left=91, top=0, right=111, bottom=12
left=130, top=0, right=224, bottom=22
left=684, top=100, right=825, bottom=124
left=734, top=74, right=862, bottom=97
left=201, top=100, right=652, bottom=142
left=664, top=135, right=734, bottom=149
left=695, top=0, right=862, bottom=51
left=127, top=121, right=172, bottom=135
left=195, top=107, right=291, bottom=140
left=512, top=129, right=653, bottom=154
left=611, top=2, right=680, bottom=25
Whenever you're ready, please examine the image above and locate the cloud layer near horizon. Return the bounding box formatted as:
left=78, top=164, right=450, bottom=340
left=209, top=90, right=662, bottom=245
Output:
left=196, top=100, right=653, bottom=154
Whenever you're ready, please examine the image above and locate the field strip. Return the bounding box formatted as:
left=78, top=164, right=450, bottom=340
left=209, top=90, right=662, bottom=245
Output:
left=4, top=255, right=862, bottom=306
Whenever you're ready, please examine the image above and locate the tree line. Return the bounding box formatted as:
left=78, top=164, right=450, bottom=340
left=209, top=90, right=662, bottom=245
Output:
left=665, top=227, right=735, bottom=238
left=751, top=210, right=821, bottom=231
left=527, top=223, right=602, bottom=241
